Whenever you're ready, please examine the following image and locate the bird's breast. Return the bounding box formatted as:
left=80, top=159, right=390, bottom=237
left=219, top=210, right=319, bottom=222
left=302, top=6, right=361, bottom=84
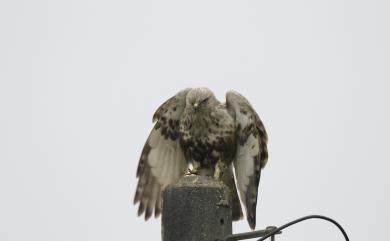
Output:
left=179, top=111, right=236, bottom=165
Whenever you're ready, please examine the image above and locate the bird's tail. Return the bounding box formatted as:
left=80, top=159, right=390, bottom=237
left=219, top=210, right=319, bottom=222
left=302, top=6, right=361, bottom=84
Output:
left=221, top=164, right=243, bottom=221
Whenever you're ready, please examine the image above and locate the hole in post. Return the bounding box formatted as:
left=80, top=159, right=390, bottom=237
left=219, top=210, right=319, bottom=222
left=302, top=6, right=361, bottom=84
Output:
left=220, top=218, right=224, bottom=225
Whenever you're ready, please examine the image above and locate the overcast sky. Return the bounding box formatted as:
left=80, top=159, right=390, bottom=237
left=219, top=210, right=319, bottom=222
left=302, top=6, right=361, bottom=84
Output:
left=1, top=0, right=389, bottom=241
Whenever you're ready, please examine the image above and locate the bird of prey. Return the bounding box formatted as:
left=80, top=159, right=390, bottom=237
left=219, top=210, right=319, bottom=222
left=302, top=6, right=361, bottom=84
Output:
left=134, top=87, right=268, bottom=229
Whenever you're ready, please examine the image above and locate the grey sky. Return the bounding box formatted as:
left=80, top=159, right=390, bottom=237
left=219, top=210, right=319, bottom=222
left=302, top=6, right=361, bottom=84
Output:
left=0, top=0, right=389, bottom=241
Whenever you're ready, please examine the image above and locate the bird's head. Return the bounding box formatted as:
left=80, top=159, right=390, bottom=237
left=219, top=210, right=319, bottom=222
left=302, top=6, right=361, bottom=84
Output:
left=186, top=87, right=217, bottom=111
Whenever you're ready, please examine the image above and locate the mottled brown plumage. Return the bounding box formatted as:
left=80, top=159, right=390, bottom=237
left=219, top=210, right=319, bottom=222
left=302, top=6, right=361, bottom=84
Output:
left=134, top=87, right=268, bottom=229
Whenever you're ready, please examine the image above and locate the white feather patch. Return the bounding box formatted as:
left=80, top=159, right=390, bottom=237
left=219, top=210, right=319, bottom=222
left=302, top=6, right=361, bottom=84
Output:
left=148, top=130, right=186, bottom=188
left=235, top=134, right=258, bottom=195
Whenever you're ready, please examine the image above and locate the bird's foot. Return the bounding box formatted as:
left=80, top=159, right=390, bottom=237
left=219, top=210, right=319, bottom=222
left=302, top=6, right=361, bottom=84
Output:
left=213, top=167, right=221, bottom=179
left=185, top=168, right=198, bottom=175
left=213, top=160, right=225, bottom=179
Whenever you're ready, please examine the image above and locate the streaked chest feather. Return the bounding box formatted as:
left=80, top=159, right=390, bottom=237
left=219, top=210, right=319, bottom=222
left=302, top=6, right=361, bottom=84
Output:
left=179, top=107, right=236, bottom=158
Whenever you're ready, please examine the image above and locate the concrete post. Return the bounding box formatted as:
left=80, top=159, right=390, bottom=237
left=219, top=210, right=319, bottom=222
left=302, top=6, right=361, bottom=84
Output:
left=162, top=175, right=232, bottom=241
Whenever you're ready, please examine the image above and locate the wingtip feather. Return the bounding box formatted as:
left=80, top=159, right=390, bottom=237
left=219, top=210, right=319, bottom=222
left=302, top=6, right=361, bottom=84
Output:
left=133, top=192, right=140, bottom=204
left=137, top=202, right=145, bottom=216
left=248, top=216, right=256, bottom=230
left=144, top=207, right=153, bottom=221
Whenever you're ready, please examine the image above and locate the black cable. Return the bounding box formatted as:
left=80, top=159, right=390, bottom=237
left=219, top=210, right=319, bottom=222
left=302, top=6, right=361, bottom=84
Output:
left=256, top=215, right=349, bottom=241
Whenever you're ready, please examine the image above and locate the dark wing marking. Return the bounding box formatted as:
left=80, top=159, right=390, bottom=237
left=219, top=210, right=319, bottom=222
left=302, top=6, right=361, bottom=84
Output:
left=226, top=90, right=268, bottom=230
left=134, top=88, right=191, bottom=220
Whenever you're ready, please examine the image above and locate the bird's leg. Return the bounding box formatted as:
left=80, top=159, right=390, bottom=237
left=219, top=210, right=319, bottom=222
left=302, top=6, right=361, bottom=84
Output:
left=185, top=161, right=200, bottom=175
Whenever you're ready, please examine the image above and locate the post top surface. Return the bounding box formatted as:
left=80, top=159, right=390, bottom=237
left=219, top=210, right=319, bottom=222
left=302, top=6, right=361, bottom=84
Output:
left=169, top=175, right=227, bottom=189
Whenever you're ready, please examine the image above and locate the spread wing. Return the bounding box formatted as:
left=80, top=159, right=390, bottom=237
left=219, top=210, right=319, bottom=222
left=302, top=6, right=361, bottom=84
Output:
left=134, top=88, right=191, bottom=220
left=226, top=90, right=268, bottom=230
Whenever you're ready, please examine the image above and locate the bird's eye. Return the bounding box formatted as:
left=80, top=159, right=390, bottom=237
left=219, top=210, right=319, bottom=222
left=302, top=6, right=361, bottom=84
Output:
left=201, top=97, right=209, bottom=103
